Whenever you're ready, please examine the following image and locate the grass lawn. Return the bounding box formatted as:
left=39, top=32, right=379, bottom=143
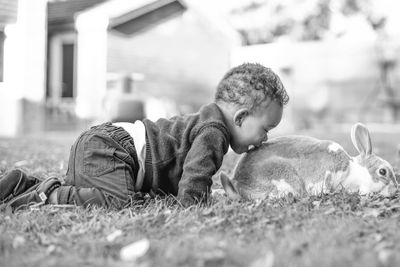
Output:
left=1, top=128, right=400, bottom=267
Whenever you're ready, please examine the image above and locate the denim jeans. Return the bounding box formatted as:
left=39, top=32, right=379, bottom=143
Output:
left=57, top=123, right=139, bottom=209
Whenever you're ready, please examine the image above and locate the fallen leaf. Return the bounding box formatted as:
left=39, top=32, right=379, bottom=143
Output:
left=199, top=249, right=225, bottom=261
left=14, top=160, right=29, bottom=167
left=363, top=208, right=380, bottom=218
left=312, top=200, right=321, bottom=208
left=12, top=236, right=26, bottom=248
left=120, top=238, right=150, bottom=261
left=46, top=245, right=57, bottom=255
left=378, top=249, right=393, bottom=266
left=250, top=250, right=274, bottom=267
left=163, top=209, right=172, bottom=216
left=37, top=233, right=52, bottom=246
left=386, top=204, right=400, bottom=211
left=372, top=233, right=384, bottom=243
left=106, top=229, right=123, bottom=242
left=202, top=208, right=215, bottom=216
left=324, top=207, right=336, bottom=215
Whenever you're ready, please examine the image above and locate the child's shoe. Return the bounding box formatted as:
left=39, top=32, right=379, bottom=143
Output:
left=0, top=169, right=40, bottom=203
left=5, top=176, right=61, bottom=212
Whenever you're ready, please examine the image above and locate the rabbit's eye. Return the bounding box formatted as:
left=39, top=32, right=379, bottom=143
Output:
left=379, top=168, right=387, bottom=176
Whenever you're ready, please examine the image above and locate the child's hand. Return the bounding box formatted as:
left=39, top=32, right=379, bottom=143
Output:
left=177, top=194, right=197, bottom=207
left=177, top=190, right=209, bottom=207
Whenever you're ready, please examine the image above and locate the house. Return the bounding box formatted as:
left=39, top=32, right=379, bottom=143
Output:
left=0, top=0, right=242, bottom=136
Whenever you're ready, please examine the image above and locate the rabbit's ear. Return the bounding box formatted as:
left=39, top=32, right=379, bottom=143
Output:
left=351, top=123, right=372, bottom=156
left=220, top=172, right=241, bottom=200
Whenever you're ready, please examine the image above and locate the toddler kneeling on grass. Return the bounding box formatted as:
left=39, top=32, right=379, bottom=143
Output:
left=0, top=63, right=289, bottom=211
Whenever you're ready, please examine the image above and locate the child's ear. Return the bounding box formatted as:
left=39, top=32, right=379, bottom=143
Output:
left=233, top=108, right=249, bottom=126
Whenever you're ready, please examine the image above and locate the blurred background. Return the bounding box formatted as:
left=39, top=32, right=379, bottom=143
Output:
left=0, top=0, right=399, bottom=137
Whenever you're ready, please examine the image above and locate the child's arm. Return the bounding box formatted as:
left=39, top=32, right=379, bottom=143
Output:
left=177, top=126, right=229, bottom=206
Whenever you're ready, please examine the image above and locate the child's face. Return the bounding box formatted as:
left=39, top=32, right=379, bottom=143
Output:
left=230, top=100, right=283, bottom=154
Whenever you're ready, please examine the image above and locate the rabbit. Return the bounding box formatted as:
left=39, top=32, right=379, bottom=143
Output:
left=220, top=123, right=398, bottom=200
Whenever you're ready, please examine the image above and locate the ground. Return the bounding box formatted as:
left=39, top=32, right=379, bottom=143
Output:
left=1, top=128, right=400, bottom=267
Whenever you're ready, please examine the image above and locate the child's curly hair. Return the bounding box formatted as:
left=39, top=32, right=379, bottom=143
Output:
left=215, top=63, right=289, bottom=112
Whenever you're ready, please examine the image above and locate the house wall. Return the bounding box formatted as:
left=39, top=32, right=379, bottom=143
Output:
left=106, top=10, right=234, bottom=113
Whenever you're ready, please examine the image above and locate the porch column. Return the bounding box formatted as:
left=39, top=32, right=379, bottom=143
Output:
left=0, top=25, right=21, bottom=136
left=75, top=11, right=109, bottom=119
left=0, top=0, right=47, bottom=136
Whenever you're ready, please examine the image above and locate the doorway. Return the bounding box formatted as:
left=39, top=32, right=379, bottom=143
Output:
left=62, top=43, right=75, bottom=98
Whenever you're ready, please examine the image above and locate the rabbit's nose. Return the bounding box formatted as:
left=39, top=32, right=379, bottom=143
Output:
left=395, top=173, right=400, bottom=186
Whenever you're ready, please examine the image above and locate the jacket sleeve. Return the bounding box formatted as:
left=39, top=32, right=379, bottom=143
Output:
left=177, top=126, right=229, bottom=207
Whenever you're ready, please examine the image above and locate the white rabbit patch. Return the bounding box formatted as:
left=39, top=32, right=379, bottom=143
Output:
left=343, top=160, right=385, bottom=194
left=271, top=179, right=296, bottom=196
left=328, top=142, right=344, bottom=153
left=379, top=185, right=391, bottom=197
left=307, top=180, right=326, bottom=195
left=378, top=184, right=397, bottom=197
